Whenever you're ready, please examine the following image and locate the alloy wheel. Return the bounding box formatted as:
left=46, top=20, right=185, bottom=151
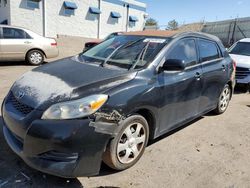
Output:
left=117, top=122, right=146, bottom=164
left=219, top=86, right=230, bottom=112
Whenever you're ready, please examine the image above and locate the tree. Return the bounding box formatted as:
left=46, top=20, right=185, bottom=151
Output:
left=145, top=18, right=158, bottom=27
left=166, top=19, right=179, bottom=30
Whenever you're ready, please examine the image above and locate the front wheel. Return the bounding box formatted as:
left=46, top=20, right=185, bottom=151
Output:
left=103, top=114, right=149, bottom=170
left=214, top=84, right=231, bottom=114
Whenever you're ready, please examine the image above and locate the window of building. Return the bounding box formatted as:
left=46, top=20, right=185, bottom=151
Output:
left=65, top=8, right=75, bottom=15
left=198, top=39, right=220, bottom=62
left=167, top=39, right=198, bottom=67
left=63, top=1, right=77, bottom=15
left=111, top=12, right=121, bottom=19
left=89, top=7, right=101, bottom=14
left=3, top=28, right=31, bottom=39
left=0, top=0, right=7, bottom=7
left=27, top=0, right=40, bottom=9
left=0, top=19, right=8, bottom=25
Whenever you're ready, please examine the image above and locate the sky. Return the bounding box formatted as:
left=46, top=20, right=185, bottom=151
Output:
left=139, top=0, right=250, bottom=27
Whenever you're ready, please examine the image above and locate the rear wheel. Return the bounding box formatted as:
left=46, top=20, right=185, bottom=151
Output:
left=214, top=84, right=231, bottom=114
left=26, top=50, right=44, bottom=65
left=103, top=114, right=149, bottom=170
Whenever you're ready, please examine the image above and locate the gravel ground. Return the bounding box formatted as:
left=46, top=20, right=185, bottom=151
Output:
left=0, top=39, right=250, bottom=188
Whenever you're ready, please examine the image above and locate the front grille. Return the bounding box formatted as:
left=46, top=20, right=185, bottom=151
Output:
left=7, top=92, right=34, bottom=115
left=236, top=67, right=250, bottom=79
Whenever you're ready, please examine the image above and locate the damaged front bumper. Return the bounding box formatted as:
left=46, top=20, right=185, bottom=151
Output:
left=2, top=100, right=119, bottom=178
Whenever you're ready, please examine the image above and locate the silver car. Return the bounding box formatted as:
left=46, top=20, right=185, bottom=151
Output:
left=0, top=25, right=59, bottom=65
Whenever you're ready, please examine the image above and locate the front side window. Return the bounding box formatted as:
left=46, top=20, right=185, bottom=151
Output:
left=81, top=35, right=169, bottom=69
left=229, top=42, right=250, bottom=56
left=3, top=28, right=27, bottom=39
left=199, top=40, right=220, bottom=62
left=167, top=39, right=198, bottom=67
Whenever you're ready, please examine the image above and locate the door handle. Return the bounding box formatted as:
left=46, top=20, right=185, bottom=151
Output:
left=24, top=41, right=31, bottom=44
left=195, top=72, right=201, bottom=81
left=222, top=64, right=226, bottom=72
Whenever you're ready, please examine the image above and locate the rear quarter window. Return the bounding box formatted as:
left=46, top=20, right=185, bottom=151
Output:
left=199, top=39, right=220, bottom=62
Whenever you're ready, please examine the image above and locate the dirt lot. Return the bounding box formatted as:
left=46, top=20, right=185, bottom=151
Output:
left=0, top=40, right=250, bottom=188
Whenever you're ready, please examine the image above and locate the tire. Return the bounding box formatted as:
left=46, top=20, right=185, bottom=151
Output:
left=103, top=114, right=149, bottom=170
left=26, top=50, right=44, bottom=65
left=214, top=84, right=231, bottom=115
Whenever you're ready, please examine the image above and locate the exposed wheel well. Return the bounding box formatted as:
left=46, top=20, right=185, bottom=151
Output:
left=25, top=48, right=46, bottom=59
left=134, top=109, right=156, bottom=140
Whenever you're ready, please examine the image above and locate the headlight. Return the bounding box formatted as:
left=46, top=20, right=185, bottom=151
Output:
left=42, top=94, right=108, bottom=120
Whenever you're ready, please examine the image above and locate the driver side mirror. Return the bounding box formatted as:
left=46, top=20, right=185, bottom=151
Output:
left=160, top=59, right=186, bottom=72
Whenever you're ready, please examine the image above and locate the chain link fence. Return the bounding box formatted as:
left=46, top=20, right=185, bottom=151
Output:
left=202, top=17, right=250, bottom=47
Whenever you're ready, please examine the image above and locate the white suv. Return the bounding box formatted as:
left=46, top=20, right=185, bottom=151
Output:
left=229, top=38, right=250, bottom=90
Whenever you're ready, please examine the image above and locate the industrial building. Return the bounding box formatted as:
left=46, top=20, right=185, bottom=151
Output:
left=0, top=0, right=147, bottom=38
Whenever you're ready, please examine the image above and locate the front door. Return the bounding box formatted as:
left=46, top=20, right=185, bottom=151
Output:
left=158, top=38, right=203, bottom=133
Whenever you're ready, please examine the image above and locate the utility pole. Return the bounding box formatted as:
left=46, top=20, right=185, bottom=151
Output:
left=97, top=0, right=101, bottom=39
left=42, top=0, right=46, bottom=37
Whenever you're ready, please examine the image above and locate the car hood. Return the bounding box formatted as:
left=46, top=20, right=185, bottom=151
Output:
left=230, top=54, right=250, bottom=68
left=11, top=57, right=137, bottom=110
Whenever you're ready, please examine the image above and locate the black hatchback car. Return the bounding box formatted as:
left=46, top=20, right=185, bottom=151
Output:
left=1, top=31, right=235, bottom=178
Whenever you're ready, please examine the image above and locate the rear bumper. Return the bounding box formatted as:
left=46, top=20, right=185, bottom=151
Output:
left=2, top=100, right=118, bottom=178
left=45, top=47, right=59, bottom=59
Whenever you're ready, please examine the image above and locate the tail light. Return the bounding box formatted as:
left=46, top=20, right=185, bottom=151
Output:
left=51, top=42, right=57, bottom=46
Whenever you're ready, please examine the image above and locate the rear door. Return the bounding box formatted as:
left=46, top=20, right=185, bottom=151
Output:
left=198, top=39, right=228, bottom=112
left=1, top=27, right=33, bottom=60
left=158, top=38, right=203, bottom=133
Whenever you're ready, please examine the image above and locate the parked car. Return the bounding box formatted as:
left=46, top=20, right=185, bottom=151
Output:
left=1, top=31, right=235, bottom=178
left=84, top=32, right=123, bottom=51
left=228, top=38, right=250, bottom=90
left=0, top=25, right=59, bottom=65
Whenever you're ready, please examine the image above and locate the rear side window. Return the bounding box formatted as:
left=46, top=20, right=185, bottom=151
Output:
left=3, top=28, right=31, bottom=39
left=199, top=40, right=220, bottom=62
left=167, top=39, right=198, bottom=67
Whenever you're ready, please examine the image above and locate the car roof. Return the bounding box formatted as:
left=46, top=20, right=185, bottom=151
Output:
left=239, top=38, right=250, bottom=43
left=0, top=24, right=29, bottom=30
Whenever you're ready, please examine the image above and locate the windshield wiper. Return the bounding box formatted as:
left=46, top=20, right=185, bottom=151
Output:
left=129, top=41, right=151, bottom=70
left=100, top=38, right=145, bottom=67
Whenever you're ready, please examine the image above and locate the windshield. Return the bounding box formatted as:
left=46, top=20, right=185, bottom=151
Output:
left=229, top=42, right=250, bottom=56
left=80, top=35, right=169, bottom=69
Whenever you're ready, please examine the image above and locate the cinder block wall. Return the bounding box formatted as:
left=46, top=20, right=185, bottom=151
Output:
left=10, top=0, right=43, bottom=35
left=5, top=0, right=146, bottom=39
